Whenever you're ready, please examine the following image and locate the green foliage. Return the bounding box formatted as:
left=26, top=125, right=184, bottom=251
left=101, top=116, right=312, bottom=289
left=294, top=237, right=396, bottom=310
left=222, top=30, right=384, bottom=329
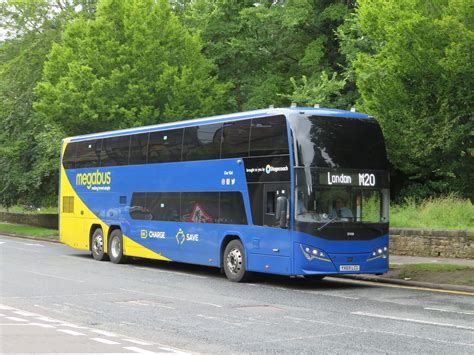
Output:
left=35, top=0, right=228, bottom=137
left=184, top=0, right=353, bottom=111
left=0, top=1, right=93, bottom=207
left=390, top=195, right=474, bottom=230
left=347, top=0, right=474, bottom=198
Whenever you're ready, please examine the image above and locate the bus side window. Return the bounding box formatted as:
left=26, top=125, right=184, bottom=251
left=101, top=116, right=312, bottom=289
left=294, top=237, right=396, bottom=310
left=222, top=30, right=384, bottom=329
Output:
left=129, top=133, right=148, bottom=165
left=101, top=136, right=131, bottom=167
left=219, top=192, right=247, bottom=225
left=75, top=139, right=102, bottom=169
left=221, top=120, right=250, bottom=159
left=62, top=142, right=77, bottom=169
left=250, top=115, right=289, bottom=157
left=148, top=129, right=184, bottom=164
left=182, top=124, right=222, bottom=162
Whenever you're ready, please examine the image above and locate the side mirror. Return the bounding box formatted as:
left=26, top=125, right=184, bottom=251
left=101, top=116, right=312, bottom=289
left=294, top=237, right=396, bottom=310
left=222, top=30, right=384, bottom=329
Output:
left=275, top=196, right=288, bottom=228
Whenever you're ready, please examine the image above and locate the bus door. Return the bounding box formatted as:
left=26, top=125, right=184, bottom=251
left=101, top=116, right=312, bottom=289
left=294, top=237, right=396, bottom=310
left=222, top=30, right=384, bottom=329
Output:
left=263, top=183, right=290, bottom=227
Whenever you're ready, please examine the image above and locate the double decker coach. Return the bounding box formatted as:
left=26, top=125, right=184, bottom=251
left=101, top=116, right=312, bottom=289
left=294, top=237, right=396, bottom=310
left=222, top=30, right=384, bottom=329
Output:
left=60, top=107, right=389, bottom=281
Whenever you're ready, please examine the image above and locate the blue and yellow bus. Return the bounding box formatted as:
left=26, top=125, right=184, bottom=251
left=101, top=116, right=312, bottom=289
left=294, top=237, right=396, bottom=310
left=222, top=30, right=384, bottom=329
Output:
left=60, top=107, right=389, bottom=281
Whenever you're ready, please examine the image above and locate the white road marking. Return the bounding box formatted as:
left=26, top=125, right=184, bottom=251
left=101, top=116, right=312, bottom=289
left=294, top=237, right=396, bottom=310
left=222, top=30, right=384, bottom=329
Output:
left=301, top=290, right=359, bottom=300
left=424, top=307, right=474, bottom=315
left=158, top=347, right=191, bottom=355
left=120, top=288, right=223, bottom=308
left=23, top=243, right=44, bottom=247
left=14, top=310, right=39, bottom=317
left=0, top=241, right=5, bottom=245
left=34, top=316, right=62, bottom=323
left=123, top=346, right=157, bottom=353
left=25, top=270, right=84, bottom=283
left=58, top=329, right=85, bottom=336
left=5, top=316, right=28, bottom=322
left=57, top=322, right=88, bottom=329
left=351, top=311, right=474, bottom=331
left=90, top=337, right=120, bottom=345
left=91, top=329, right=118, bottom=337
left=0, top=304, right=15, bottom=310
left=122, top=338, right=153, bottom=346
left=29, top=322, right=55, bottom=328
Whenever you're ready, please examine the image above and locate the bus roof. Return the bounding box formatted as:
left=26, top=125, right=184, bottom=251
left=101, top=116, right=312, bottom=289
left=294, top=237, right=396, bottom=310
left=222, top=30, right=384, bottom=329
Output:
left=66, top=107, right=372, bottom=142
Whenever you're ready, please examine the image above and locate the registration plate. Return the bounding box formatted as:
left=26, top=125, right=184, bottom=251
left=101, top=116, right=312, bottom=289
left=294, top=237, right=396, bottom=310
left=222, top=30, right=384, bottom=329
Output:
left=340, top=265, right=360, bottom=272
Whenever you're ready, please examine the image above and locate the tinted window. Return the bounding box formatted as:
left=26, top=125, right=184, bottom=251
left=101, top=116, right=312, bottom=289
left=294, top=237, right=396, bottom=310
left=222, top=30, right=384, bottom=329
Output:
left=221, top=120, right=250, bottom=159
left=181, top=192, right=219, bottom=223
left=182, top=124, right=222, bottom=161
left=75, top=140, right=102, bottom=168
left=129, top=133, right=148, bottom=165
left=219, top=192, right=247, bottom=225
left=148, top=129, right=183, bottom=164
left=247, top=184, right=263, bottom=226
left=250, top=115, right=289, bottom=156
left=147, top=192, right=181, bottom=221
left=293, top=116, right=388, bottom=169
left=129, top=192, right=149, bottom=220
left=62, top=142, right=77, bottom=169
left=100, top=136, right=130, bottom=167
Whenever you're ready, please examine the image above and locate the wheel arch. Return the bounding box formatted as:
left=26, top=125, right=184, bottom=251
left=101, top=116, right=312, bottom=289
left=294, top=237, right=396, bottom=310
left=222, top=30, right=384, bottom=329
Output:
left=89, top=224, right=102, bottom=251
left=219, top=233, right=244, bottom=268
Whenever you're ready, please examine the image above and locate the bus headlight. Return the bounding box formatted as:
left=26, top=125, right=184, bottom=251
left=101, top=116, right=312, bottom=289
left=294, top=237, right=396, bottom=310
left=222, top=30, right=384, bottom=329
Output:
left=300, top=244, right=331, bottom=262
left=367, top=246, right=388, bottom=261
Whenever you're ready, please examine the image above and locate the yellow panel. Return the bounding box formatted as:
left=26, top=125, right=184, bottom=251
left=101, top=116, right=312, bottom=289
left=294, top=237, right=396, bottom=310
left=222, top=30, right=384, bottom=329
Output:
left=59, top=139, right=170, bottom=261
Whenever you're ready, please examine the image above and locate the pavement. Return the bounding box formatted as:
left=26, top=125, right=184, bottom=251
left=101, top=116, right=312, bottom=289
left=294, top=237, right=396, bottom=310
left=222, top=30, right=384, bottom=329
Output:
left=1, top=233, right=474, bottom=354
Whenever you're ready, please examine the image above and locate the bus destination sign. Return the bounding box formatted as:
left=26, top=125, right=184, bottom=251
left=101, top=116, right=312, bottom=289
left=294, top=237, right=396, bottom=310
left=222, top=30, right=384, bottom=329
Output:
left=318, top=171, right=387, bottom=187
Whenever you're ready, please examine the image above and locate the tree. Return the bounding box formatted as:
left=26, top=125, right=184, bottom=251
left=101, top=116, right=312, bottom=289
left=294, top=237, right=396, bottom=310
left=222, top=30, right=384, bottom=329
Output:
left=0, top=1, right=96, bottom=207
left=346, top=0, right=473, bottom=199
left=183, top=0, right=354, bottom=111
left=35, top=0, right=228, bottom=137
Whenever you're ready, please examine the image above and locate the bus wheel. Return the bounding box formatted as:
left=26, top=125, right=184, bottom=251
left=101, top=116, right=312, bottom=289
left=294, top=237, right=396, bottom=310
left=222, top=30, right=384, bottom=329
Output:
left=108, top=229, right=125, bottom=264
left=223, top=240, right=249, bottom=282
left=91, top=228, right=107, bottom=261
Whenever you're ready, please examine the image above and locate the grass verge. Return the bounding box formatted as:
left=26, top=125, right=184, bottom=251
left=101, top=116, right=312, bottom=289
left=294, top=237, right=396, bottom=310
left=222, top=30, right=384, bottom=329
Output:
left=0, top=223, right=58, bottom=238
left=387, top=263, right=474, bottom=286
left=0, top=205, right=57, bottom=214
left=390, top=195, right=474, bottom=230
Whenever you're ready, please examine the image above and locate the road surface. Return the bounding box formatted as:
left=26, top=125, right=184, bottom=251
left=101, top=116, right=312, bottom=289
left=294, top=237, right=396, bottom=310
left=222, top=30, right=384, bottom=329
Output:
left=1, top=234, right=473, bottom=354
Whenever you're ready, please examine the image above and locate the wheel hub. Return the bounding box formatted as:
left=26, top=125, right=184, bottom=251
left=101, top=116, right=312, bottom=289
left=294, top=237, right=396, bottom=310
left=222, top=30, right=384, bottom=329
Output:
left=226, top=248, right=242, bottom=274
left=93, top=234, right=103, bottom=254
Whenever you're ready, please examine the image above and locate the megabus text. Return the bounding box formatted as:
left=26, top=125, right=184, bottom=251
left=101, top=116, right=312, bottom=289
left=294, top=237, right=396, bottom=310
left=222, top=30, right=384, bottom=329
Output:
left=76, top=170, right=111, bottom=190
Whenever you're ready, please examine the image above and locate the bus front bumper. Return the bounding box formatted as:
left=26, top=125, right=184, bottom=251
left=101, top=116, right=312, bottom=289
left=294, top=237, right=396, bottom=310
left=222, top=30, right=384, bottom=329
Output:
left=294, top=243, right=389, bottom=276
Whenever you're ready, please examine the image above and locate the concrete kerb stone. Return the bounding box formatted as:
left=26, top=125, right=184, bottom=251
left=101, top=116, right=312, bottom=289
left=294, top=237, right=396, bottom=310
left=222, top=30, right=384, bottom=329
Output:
left=337, top=274, right=474, bottom=294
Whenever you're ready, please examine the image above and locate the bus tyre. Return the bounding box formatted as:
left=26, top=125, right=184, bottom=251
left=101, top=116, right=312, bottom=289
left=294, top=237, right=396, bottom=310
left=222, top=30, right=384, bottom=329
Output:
left=108, top=229, right=125, bottom=264
left=91, top=228, right=107, bottom=261
left=223, top=240, right=250, bottom=282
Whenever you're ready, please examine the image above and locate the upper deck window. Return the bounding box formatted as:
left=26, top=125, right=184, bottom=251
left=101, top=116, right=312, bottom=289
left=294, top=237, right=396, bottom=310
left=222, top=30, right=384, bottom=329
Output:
left=249, top=115, right=288, bottom=157
left=75, top=139, right=102, bottom=168
left=100, top=136, right=131, bottom=167
left=148, top=129, right=184, bottom=164
left=292, top=116, right=388, bottom=170
left=182, top=123, right=222, bottom=161
left=221, top=120, right=251, bottom=159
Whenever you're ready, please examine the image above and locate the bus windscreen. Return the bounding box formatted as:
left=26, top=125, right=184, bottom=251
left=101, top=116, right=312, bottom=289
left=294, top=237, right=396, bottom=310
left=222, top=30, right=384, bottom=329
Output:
left=293, top=116, right=388, bottom=169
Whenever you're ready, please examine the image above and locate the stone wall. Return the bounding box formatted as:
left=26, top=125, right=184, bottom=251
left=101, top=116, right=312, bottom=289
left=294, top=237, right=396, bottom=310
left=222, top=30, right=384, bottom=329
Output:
left=390, top=228, right=474, bottom=259
left=0, top=212, right=58, bottom=230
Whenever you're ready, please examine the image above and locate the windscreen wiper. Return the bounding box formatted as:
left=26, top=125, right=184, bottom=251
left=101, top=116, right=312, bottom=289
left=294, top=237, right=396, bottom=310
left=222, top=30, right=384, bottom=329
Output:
left=317, top=215, right=338, bottom=231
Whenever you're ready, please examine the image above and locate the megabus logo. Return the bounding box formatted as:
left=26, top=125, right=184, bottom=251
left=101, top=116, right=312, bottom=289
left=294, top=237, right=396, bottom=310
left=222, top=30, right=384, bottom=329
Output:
left=75, top=170, right=111, bottom=191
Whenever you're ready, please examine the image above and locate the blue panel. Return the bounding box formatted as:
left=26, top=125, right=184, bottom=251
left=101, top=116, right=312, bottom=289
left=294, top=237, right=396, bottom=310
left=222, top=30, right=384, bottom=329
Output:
left=247, top=253, right=291, bottom=275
